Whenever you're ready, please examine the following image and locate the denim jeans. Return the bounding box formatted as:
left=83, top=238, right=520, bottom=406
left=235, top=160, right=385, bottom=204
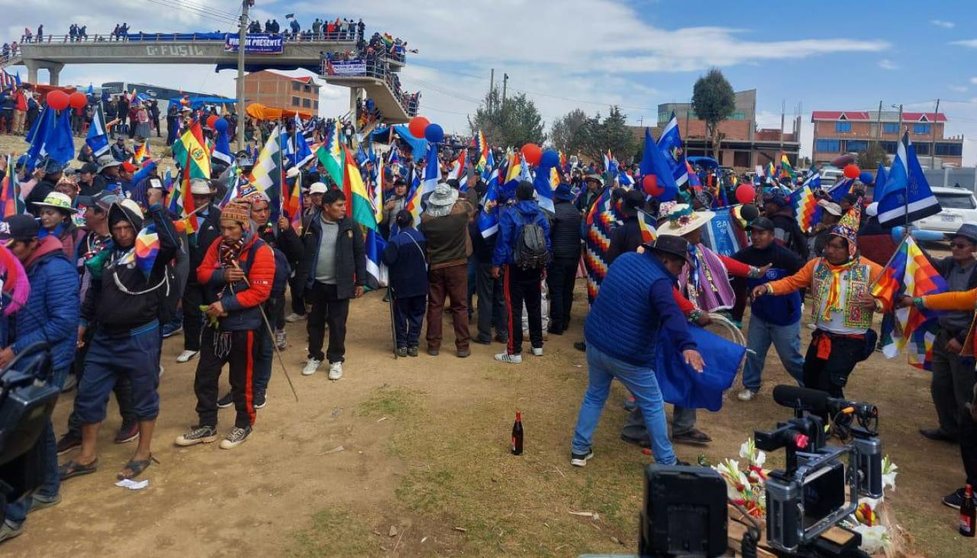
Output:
left=742, top=315, right=805, bottom=392
left=4, top=366, right=69, bottom=526
left=571, top=345, right=676, bottom=465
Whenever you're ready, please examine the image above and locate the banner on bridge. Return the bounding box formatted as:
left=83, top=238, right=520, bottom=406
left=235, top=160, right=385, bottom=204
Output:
left=224, top=33, right=284, bottom=54
left=324, top=59, right=367, bottom=76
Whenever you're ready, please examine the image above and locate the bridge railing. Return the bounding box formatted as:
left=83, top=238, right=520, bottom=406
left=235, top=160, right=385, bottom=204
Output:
left=14, top=30, right=360, bottom=46
left=321, top=59, right=419, bottom=117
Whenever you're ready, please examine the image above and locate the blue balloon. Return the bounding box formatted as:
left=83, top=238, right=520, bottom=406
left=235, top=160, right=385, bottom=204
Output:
left=858, top=171, right=874, bottom=185
left=424, top=123, right=444, bottom=143
left=214, top=118, right=229, bottom=133
left=540, top=149, right=559, bottom=168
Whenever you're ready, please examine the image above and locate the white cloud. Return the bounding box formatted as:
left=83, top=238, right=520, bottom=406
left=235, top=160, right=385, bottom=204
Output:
left=878, top=59, right=898, bottom=70
left=930, top=19, right=955, bottom=29
left=970, top=77, right=977, bottom=85
left=952, top=39, right=977, bottom=48
left=949, top=85, right=969, bottom=93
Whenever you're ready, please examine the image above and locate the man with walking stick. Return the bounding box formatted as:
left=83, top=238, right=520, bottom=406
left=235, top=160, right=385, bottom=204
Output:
left=382, top=210, right=428, bottom=357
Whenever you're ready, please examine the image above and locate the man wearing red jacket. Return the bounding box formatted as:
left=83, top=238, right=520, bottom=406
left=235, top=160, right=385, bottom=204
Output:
left=175, top=199, right=275, bottom=450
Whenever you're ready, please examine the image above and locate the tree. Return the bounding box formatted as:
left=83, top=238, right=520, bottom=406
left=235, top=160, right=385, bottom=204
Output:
left=691, top=68, right=735, bottom=160
left=551, top=106, right=636, bottom=164
left=469, top=90, right=546, bottom=148
left=600, top=106, right=636, bottom=164
left=550, top=108, right=590, bottom=155
left=857, top=142, right=889, bottom=170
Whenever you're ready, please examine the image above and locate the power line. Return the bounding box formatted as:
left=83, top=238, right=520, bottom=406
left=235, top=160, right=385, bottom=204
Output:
left=143, top=0, right=238, bottom=25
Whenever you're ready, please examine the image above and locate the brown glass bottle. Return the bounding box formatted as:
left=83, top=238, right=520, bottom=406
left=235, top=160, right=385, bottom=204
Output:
left=961, top=484, right=976, bottom=537
left=511, top=411, right=523, bottom=455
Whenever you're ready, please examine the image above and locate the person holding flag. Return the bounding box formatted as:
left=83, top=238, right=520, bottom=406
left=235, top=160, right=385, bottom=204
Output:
left=753, top=206, right=884, bottom=406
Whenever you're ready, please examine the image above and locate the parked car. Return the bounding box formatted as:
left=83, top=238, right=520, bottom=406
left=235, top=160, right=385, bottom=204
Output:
left=914, top=186, right=977, bottom=234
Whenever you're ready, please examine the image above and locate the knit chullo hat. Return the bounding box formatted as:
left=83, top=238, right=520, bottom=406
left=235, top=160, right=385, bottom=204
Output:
left=221, top=200, right=252, bottom=230
left=829, top=203, right=861, bottom=258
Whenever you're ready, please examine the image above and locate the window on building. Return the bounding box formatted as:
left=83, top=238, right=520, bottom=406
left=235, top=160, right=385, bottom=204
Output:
left=304, top=85, right=312, bottom=93
left=302, top=98, right=311, bottom=108
left=815, top=139, right=840, bottom=153
left=730, top=111, right=746, bottom=121
left=835, top=121, right=852, bottom=133
left=314, top=101, right=319, bottom=109
left=291, top=96, right=300, bottom=107
left=935, top=143, right=963, bottom=156
left=913, top=123, right=931, bottom=135
left=846, top=140, right=868, bottom=152
left=733, top=151, right=750, bottom=168
left=880, top=141, right=898, bottom=154
left=882, top=122, right=899, bottom=134
left=915, top=143, right=930, bottom=155
left=291, top=81, right=301, bottom=92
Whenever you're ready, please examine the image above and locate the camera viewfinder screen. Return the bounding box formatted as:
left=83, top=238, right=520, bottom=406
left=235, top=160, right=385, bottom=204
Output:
left=802, top=461, right=846, bottom=528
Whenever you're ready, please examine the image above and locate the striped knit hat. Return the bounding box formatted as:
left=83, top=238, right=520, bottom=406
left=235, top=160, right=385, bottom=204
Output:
left=221, top=200, right=252, bottom=230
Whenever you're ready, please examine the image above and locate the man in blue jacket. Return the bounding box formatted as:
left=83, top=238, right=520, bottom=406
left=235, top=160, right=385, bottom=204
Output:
left=0, top=214, right=80, bottom=543
left=570, top=235, right=704, bottom=468
left=492, top=181, right=551, bottom=364
left=731, top=217, right=805, bottom=401
left=382, top=210, right=428, bottom=357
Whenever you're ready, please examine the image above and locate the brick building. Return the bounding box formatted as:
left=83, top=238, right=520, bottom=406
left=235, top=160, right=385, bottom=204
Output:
left=633, top=89, right=801, bottom=172
left=242, top=70, right=320, bottom=115
left=811, top=110, right=964, bottom=168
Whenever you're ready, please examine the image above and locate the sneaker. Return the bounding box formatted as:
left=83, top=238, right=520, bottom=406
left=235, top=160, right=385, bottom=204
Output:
left=623, top=396, right=637, bottom=412
left=570, top=450, right=594, bottom=467
left=61, top=373, right=77, bottom=393
left=457, top=348, right=471, bottom=358
left=275, top=329, right=287, bottom=350
left=285, top=312, right=306, bottom=323
left=217, top=393, right=234, bottom=408
left=56, top=432, right=81, bottom=455
left=175, top=425, right=218, bottom=447
left=396, top=347, right=408, bottom=357
left=473, top=335, right=492, bottom=345
left=176, top=350, right=199, bottom=363
left=328, top=362, right=343, bottom=380
left=302, top=358, right=322, bottom=376
left=531, top=347, right=543, bottom=356
left=161, top=323, right=183, bottom=338
left=737, top=389, right=759, bottom=402
left=672, top=428, right=712, bottom=446
left=28, top=493, right=62, bottom=514
left=0, top=520, right=23, bottom=543
left=942, top=488, right=968, bottom=510
left=427, top=347, right=439, bottom=356
left=407, top=346, right=418, bottom=357
left=254, top=392, right=267, bottom=409
left=114, top=422, right=139, bottom=444
left=219, top=426, right=252, bottom=449
left=494, top=352, right=522, bottom=364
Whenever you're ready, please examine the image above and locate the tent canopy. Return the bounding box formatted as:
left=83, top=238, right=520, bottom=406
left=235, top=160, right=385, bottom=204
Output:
left=246, top=102, right=313, bottom=121
left=168, top=96, right=236, bottom=109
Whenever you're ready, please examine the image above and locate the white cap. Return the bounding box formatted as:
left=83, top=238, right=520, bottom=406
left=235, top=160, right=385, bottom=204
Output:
left=286, top=167, right=301, bottom=178
left=189, top=178, right=213, bottom=196
left=309, top=182, right=328, bottom=195
left=119, top=198, right=144, bottom=219
left=866, top=202, right=879, bottom=217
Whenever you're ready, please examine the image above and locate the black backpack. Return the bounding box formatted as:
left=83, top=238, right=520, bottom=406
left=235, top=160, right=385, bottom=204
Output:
left=513, top=211, right=550, bottom=270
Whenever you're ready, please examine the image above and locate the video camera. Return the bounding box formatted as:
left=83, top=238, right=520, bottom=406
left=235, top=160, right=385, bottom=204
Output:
left=0, top=343, right=59, bottom=525
left=757, top=385, right=883, bottom=555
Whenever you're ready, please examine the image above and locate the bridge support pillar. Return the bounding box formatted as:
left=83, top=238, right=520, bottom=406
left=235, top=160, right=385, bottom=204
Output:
left=46, top=62, right=65, bottom=86
left=22, top=60, right=64, bottom=86
left=349, top=87, right=363, bottom=147
left=23, top=60, right=39, bottom=85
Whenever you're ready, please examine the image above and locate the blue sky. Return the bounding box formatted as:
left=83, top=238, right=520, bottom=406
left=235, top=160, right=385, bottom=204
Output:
left=8, top=0, right=977, bottom=162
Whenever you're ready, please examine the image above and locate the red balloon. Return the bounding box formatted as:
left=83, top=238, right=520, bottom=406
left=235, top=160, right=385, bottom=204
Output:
left=521, top=143, right=542, bottom=166
left=642, top=175, right=663, bottom=197
left=408, top=116, right=429, bottom=139
left=68, top=91, right=87, bottom=110
left=843, top=164, right=860, bottom=179
left=46, top=90, right=69, bottom=111
left=735, top=184, right=755, bottom=205
left=206, top=114, right=219, bottom=129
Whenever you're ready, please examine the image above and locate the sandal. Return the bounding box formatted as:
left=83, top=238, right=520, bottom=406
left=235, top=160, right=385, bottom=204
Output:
left=59, top=458, right=98, bottom=480
left=116, top=454, right=160, bottom=481
left=672, top=429, right=712, bottom=446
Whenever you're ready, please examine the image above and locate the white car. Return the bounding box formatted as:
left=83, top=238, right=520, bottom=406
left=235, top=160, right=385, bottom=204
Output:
left=913, top=186, right=977, bottom=234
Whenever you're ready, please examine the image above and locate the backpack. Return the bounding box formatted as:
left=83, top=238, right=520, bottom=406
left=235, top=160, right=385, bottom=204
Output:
left=513, top=211, right=550, bottom=270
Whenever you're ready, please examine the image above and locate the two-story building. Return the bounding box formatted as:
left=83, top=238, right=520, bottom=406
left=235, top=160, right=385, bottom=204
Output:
left=811, top=110, right=964, bottom=167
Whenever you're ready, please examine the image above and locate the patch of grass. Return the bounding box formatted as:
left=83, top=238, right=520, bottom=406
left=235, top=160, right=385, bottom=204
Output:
left=286, top=508, right=378, bottom=557
left=356, top=385, right=419, bottom=419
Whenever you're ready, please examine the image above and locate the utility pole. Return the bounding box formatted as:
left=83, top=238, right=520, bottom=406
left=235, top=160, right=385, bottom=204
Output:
left=684, top=99, right=690, bottom=150
left=489, top=68, right=495, bottom=113
left=501, top=73, right=509, bottom=110
left=779, top=99, right=785, bottom=154
left=875, top=100, right=883, bottom=147
left=931, top=98, right=940, bottom=169
left=236, top=0, right=251, bottom=150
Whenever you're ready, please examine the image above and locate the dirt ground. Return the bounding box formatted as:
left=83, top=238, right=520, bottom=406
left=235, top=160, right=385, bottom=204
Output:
left=0, top=135, right=974, bottom=556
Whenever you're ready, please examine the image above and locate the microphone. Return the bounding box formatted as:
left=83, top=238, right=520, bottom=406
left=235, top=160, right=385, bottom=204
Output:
left=772, top=385, right=878, bottom=420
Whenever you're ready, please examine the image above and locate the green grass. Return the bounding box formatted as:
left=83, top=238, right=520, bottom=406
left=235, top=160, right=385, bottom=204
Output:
left=356, top=384, right=419, bottom=419
left=286, top=508, right=378, bottom=557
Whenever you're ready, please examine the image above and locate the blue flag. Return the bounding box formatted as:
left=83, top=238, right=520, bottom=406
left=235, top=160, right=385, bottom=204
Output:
left=533, top=158, right=556, bottom=214
left=86, top=104, right=110, bottom=158
left=873, top=163, right=889, bottom=199
left=877, top=132, right=941, bottom=228
left=477, top=167, right=501, bottom=238
left=657, top=113, right=688, bottom=186
left=826, top=177, right=854, bottom=203
left=655, top=324, right=744, bottom=412
left=25, top=107, right=56, bottom=172
left=640, top=128, right=678, bottom=201
left=213, top=125, right=234, bottom=166
left=47, top=110, right=76, bottom=165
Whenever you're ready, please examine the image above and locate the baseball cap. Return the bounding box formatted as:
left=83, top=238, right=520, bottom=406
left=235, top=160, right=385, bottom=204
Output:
left=0, top=214, right=39, bottom=245
left=76, top=191, right=120, bottom=212
left=747, top=216, right=775, bottom=231
left=309, top=182, right=328, bottom=194
left=80, top=162, right=99, bottom=175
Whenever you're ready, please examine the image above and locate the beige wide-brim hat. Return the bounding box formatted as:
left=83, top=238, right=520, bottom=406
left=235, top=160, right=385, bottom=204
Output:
left=656, top=203, right=715, bottom=237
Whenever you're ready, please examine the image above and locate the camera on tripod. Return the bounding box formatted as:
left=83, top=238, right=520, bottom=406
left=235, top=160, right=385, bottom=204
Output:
left=758, top=385, right=883, bottom=554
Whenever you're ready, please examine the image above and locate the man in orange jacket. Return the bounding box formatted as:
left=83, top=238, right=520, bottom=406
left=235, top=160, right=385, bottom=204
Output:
left=175, top=199, right=275, bottom=450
